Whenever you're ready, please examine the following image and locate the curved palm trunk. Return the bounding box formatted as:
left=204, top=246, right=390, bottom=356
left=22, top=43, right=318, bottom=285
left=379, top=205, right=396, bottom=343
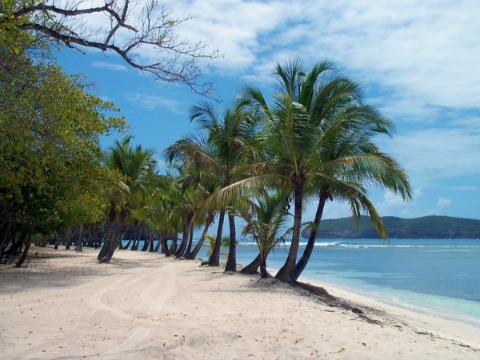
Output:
left=167, top=234, right=178, bottom=256
left=100, top=207, right=127, bottom=263
left=186, top=214, right=213, bottom=259
left=97, top=222, right=115, bottom=260
left=154, top=235, right=161, bottom=252
left=275, top=184, right=303, bottom=283
left=176, top=216, right=192, bottom=258
left=241, top=245, right=274, bottom=276
left=206, top=209, right=225, bottom=267
left=240, top=254, right=261, bottom=274
left=293, top=191, right=328, bottom=281
left=123, top=238, right=132, bottom=250
left=185, top=226, right=194, bottom=255
left=225, top=213, right=237, bottom=272
left=98, top=204, right=117, bottom=260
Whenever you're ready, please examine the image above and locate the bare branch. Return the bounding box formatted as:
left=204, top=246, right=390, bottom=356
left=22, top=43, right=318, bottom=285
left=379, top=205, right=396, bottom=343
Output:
left=10, top=0, right=219, bottom=94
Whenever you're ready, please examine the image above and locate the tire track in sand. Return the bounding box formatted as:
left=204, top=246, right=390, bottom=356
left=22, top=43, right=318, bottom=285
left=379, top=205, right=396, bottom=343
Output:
left=91, top=260, right=177, bottom=358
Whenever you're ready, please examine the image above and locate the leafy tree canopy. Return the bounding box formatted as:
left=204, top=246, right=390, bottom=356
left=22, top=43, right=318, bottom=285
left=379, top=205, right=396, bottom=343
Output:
left=0, top=46, right=126, bottom=243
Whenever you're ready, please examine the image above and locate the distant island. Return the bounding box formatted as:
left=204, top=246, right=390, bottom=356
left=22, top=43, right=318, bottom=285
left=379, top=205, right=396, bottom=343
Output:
left=301, top=215, right=480, bottom=239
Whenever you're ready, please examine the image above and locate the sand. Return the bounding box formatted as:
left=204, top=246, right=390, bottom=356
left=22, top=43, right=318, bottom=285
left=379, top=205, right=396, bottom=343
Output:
left=0, top=247, right=479, bottom=360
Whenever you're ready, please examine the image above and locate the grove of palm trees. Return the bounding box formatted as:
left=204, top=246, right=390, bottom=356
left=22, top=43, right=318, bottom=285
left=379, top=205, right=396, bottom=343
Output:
left=1, top=41, right=411, bottom=283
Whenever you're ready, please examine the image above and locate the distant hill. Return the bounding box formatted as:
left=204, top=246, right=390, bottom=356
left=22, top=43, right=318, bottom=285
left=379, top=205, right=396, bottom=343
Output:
left=301, top=215, right=480, bottom=239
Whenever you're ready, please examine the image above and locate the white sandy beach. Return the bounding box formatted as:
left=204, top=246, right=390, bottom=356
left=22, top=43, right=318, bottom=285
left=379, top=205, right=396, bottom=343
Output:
left=1, top=247, right=479, bottom=359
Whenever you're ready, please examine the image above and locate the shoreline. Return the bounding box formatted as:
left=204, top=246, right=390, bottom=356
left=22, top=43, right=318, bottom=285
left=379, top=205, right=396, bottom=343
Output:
left=1, top=246, right=479, bottom=359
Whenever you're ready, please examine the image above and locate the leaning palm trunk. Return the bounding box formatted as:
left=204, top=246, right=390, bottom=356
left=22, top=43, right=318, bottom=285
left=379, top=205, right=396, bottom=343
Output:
left=185, top=215, right=212, bottom=259
left=205, top=209, right=225, bottom=266
left=224, top=213, right=237, bottom=272
left=292, top=191, right=328, bottom=281
left=241, top=246, right=273, bottom=277
left=97, top=220, right=115, bottom=260
left=154, top=236, right=161, bottom=252
left=100, top=207, right=127, bottom=263
left=240, top=254, right=261, bottom=274
left=275, top=184, right=303, bottom=283
left=175, top=219, right=192, bottom=257
left=185, top=227, right=194, bottom=256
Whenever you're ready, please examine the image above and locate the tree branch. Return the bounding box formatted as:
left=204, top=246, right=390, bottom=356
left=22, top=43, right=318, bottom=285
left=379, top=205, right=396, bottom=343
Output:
left=10, top=0, right=219, bottom=95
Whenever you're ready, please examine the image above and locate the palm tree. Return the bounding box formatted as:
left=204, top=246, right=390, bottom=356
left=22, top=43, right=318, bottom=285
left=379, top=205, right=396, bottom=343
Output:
left=293, top=118, right=411, bottom=281
left=238, top=189, right=291, bottom=278
left=239, top=58, right=411, bottom=283
left=97, top=136, right=157, bottom=263
left=239, top=59, right=322, bottom=282
left=165, top=99, right=259, bottom=270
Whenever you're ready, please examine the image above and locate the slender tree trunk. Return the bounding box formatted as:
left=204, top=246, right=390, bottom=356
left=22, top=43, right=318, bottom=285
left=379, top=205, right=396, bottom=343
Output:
left=85, top=224, right=95, bottom=247
left=175, top=222, right=190, bottom=258
left=148, top=229, right=155, bottom=252
left=293, top=191, right=328, bottom=281
left=141, top=225, right=150, bottom=251
left=133, top=222, right=140, bottom=249
left=185, top=214, right=212, bottom=259
left=123, top=238, right=132, bottom=250
left=53, top=233, right=61, bottom=250
left=167, top=234, right=178, bottom=256
left=225, top=213, right=237, bottom=272
left=206, top=210, right=225, bottom=267
left=75, top=224, right=84, bottom=252
left=185, top=225, right=194, bottom=256
left=0, top=221, right=11, bottom=262
left=65, top=226, right=72, bottom=250
left=102, top=207, right=128, bottom=263
left=275, top=184, right=303, bottom=283
left=15, top=230, right=32, bottom=268
left=4, top=230, right=27, bottom=261
left=259, top=263, right=269, bottom=278
left=160, top=231, right=168, bottom=254
left=97, top=220, right=115, bottom=261
left=154, top=236, right=161, bottom=252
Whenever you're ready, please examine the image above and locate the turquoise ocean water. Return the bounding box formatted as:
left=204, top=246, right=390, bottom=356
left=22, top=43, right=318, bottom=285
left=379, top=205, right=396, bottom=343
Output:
left=195, top=238, right=480, bottom=327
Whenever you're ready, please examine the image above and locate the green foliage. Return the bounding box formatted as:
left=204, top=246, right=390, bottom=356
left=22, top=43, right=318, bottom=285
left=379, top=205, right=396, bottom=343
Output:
left=0, top=45, right=125, bottom=260
left=0, top=0, right=37, bottom=53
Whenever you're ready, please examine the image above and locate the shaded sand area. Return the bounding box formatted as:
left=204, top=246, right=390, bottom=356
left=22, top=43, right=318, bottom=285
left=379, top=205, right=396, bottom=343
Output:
left=1, top=247, right=479, bottom=359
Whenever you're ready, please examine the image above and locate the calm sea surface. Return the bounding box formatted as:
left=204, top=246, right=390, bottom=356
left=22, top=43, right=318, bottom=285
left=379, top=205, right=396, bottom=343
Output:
left=195, top=238, right=480, bottom=327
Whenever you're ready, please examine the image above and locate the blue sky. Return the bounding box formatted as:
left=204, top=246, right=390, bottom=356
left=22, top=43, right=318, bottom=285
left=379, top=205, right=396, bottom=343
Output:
left=56, top=0, right=480, bottom=221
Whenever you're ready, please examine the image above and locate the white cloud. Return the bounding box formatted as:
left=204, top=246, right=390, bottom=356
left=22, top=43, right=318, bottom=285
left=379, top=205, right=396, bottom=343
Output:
left=436, top=198, right=451, bottom=207
left=125, top=92, right=183, bottom=113
left=92, top=62, right=128, bottom=72
left=167, top=1, right=480, bottom=110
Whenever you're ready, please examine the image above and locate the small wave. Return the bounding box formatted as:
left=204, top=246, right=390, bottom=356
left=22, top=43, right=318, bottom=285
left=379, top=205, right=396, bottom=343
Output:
left=314, top=242, right=343, bottom=247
